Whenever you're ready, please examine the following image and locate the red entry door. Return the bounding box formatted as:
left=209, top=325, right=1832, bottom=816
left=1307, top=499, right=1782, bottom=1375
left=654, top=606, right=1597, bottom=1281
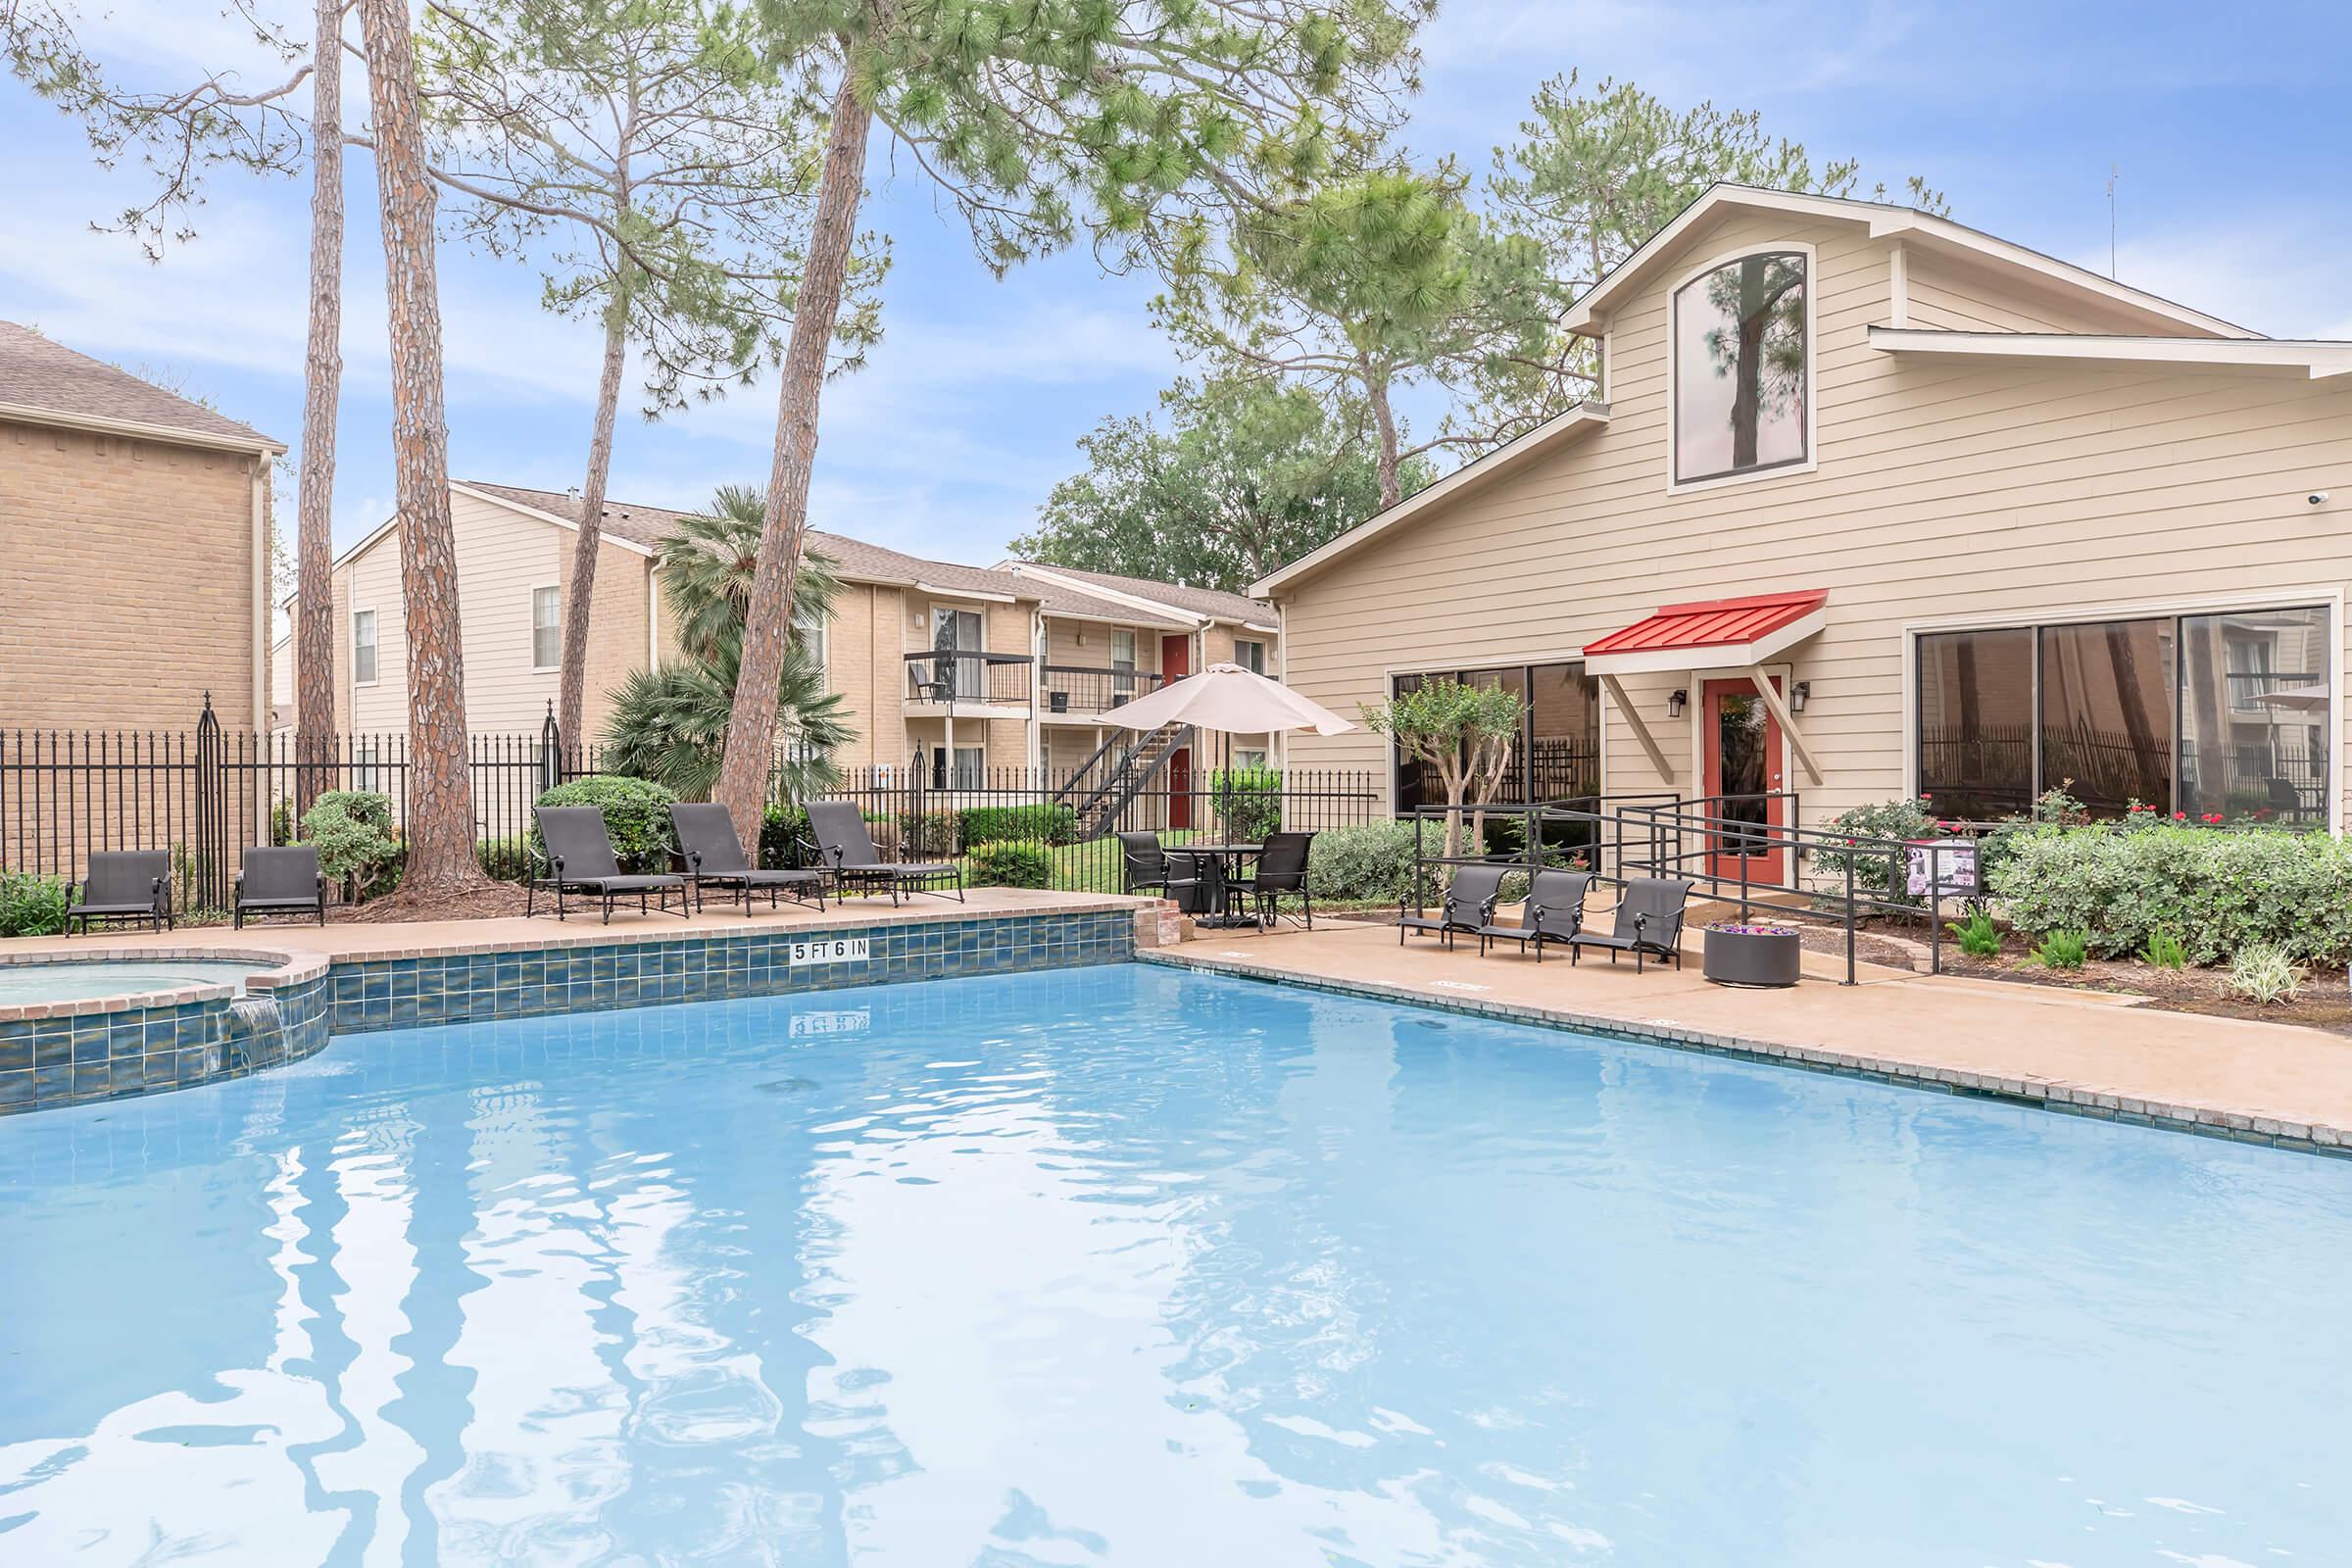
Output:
left=1160, top=633, right=1190, bottom=681
left=1167, top=745, right=1193, bottom=830
left=1701, top=676, right=1786, bottom=884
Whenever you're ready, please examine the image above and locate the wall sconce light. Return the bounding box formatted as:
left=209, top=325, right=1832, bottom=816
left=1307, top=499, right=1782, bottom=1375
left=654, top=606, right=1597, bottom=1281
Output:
left=1790, top=680, right=1811, bottom=713
left=1666, top=688, right=1687, bottom=719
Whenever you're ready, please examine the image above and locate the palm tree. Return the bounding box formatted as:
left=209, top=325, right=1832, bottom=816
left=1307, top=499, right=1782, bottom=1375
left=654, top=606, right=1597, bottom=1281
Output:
left=658, top=484, right=843, bottom=665
left=602, top=484, right=855, bottom=800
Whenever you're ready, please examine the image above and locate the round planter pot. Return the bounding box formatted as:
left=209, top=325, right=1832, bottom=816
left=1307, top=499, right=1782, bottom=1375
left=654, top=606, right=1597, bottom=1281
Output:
left=1702, top=926, right=1802, bottom=988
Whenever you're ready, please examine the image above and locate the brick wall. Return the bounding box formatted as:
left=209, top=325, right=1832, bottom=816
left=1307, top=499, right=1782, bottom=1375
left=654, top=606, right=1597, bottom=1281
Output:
left=0, top=418, right=260, bottom=730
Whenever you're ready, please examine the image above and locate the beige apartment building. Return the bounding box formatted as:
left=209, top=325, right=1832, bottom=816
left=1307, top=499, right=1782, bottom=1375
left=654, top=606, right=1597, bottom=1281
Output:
left=1257, top=184, right=2352, bottom=873
left=275, top=482, right=1281, bottom=814
left=1, top=320, right=281, bottom=733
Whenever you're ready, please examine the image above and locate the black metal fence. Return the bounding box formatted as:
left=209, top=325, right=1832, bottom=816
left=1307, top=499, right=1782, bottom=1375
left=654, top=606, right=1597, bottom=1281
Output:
left=0, top=700, right=1386, bottom=909
left=811, top=763, right=1385, bottom=895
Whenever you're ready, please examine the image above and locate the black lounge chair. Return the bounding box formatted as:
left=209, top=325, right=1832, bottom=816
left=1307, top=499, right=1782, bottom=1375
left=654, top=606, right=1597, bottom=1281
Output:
left=1565, top=876, right=1693, bottom=972
left=1118, top=831, right=1200, bottom=901
left=1234, top=830, right=1315, bottom=930
left=235, top=845, right=326, bottom=928
left=804, top=801, right=963, bottom=906
left=68, top=850, right=172, bottom=935
left=670, top=803, right=826, bottom=915
left=1468, top=867, right=1592, bottom=960
left=1397, top=863, right=1509, bottom=948
left=527, top=806, right=690, bottom=923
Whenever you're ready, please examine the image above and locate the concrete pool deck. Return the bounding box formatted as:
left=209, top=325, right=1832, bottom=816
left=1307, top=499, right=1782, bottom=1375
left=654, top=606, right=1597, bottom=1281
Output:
left=1149, top=919, right=2352, bottom=1156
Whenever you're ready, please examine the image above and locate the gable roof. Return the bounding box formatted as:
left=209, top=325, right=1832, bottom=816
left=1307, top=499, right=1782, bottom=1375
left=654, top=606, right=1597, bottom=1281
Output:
left=1250, top=402, right=1612, bottom=598
left=456, top=481, right=1190, bottom=627
left=1559, top=184, right=2259, bottom=341
left=0, top=320, right=284, bottom=453
left=999, top=562, right=1276, bottom=627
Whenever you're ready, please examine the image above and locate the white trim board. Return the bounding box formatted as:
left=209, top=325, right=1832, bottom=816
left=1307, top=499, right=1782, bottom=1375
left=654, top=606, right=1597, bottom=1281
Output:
left=1869, top=326, right=2352, bottom=378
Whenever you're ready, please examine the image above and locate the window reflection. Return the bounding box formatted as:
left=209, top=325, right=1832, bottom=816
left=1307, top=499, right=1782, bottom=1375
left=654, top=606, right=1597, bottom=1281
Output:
left=2039, top=619, right=2174, bottom=816
left=1918, top=628, right=2034, bottom=818
left=2180, top=607, right=2330, bottom=824
left=1674, top=252, right=1808, bottom=483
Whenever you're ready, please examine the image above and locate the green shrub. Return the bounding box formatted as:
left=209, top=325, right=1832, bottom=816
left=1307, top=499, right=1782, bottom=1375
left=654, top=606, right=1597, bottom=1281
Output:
left=2140, top=927, right=2188, bottom=969
left=1306, top=820, right=1441, bottom=906
left=1990, top=822, right=2352, bottom=965
left=968, top=839, right=1052, bottom=889
left=533, top=775, right=679, bottom=873
left=2229, top=942, right=2304, bottom=1004
left=2030, top=929, right=2089, bottom=970
left=956, top=804, right=1077, bottom=850
left=476, top=836, right=534, bottom=884
left=1947, top=906, right=2001, bottom=957
left=1812, top=795, right=1938, bottom=905
left=301, top=790, right=403, bottom=902
left=761, top=803, right=812, bottom=869
left=0, top=871, right=72, bottom=937
left=897, top=808, right=958, bottom=858
left=1209, top=765, right=1283, bottom=843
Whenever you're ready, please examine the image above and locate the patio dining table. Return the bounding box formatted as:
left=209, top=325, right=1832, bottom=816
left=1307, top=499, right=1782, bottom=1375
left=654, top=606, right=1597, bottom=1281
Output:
left=1174, top=842, right=1264, bottom=930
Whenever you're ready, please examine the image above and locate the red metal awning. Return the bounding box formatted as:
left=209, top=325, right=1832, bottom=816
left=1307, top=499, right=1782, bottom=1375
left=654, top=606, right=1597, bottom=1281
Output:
left=1582, top=589, right=1828, bottom=675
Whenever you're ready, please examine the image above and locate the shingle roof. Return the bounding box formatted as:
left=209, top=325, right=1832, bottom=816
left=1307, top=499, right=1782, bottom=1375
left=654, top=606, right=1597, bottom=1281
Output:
left=459, top=481, right=1190, bottom=628
left=1002, top=561, right=1273, bottom=625
left=0, top=320, right=282, bottom=450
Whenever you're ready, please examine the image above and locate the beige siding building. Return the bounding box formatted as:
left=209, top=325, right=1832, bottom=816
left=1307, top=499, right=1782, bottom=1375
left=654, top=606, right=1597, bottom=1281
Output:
left=1257, top=186, right=2352, bottom=858
left=1, top=320, right=281, bottom=734
left=279, top=482, right=1282, bottom=810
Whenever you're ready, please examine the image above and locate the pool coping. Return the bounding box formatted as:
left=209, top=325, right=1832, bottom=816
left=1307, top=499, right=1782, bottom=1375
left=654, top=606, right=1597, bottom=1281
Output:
left=1139, top=949, right=2352, bottom=1160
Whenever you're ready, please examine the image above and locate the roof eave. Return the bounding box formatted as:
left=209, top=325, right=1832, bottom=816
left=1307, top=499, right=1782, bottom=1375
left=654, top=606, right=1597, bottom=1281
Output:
left=0, top=400, right=286, bottom=456
left=1868, top=325, right=2352, bottom=378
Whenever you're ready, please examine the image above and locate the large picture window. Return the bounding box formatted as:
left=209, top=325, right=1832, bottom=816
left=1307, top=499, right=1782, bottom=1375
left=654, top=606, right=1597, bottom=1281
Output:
left=1673, top=251, right=1809, bottom=485
left=1391, top=662, right=1600, bottom=813
left=1916, top=606, right=2330, bottom=824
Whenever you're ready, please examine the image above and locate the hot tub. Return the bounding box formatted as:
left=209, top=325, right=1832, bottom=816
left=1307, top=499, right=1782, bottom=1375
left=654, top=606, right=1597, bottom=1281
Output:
left=0, top=949, right=330, bottom=1115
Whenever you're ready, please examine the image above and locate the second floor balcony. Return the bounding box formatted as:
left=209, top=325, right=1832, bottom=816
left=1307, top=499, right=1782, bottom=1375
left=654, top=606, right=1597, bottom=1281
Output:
left=902, top=651, right=1171, bottom=716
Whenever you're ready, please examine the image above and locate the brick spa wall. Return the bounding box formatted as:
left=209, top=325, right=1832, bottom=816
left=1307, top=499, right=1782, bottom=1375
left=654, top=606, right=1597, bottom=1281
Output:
left=1, top=906, right=1137, bottom=1115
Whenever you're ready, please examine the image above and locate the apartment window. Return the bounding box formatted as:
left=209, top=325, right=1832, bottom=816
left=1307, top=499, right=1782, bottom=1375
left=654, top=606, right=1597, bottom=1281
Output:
left=1673, top=250, right=1809, bottom=485
left=352, top=738, right=378, bottom=794
left=352, top=609, right=378, bottom=686
left=531, top=586, right=562, bottom=670
left=1915, top=606, right=2330, bottom=824
left=930, top=745, right=984, bottom=790
left=794, top=600, right=828, bottom=688
left=933, top=606, right=984, bottom=699
left=1234, top=638, right=1267, bottom=675
left=1110, top=627, right=1138, bottom=699
left=1233, top=748, right=1270, bottom=771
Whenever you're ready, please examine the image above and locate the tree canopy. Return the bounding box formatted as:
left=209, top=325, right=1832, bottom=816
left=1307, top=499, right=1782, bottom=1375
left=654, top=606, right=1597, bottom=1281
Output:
left=1013, top=374, right=1422, bottom=593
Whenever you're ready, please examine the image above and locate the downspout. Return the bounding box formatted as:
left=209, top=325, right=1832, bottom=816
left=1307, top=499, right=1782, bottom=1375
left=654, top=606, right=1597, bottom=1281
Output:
left=251, top=455, right=271, bottom=734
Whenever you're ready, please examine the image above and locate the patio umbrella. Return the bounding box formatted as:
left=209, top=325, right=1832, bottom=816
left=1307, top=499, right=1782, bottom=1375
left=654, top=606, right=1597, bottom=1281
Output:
left=1102, top=662, right=1356, bottom=739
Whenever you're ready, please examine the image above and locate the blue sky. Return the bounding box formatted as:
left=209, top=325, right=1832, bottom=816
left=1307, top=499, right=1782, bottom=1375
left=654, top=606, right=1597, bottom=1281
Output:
left=4, top=0, right=2348, bottom=568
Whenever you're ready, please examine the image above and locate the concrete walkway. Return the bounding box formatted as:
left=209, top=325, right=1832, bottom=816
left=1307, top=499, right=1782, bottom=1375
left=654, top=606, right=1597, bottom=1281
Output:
left=1152, top=920, right=2352, bottom=1155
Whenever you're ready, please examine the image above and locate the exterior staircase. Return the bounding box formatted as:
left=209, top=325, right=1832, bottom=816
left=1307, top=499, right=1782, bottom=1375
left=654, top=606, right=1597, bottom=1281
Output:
left=1058, top=722, right=1197, bottom=838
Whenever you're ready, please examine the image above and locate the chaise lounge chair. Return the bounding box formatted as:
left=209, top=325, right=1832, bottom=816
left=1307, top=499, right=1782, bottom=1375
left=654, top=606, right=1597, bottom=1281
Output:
left=527, top=806, right=690, bottom=923
left=1397, top=862, right=1509, bottom=948
left=1564, top=876, right=1692, bottom=972
left=804, top=801, right=963, bottom=906
left=235, top=845, right=326, bottom=928
left=1466, top=867, right=1592, bottom=960
left=670, top=803, right=827, bottom=915
left=67, top=850, right=172, bottom=935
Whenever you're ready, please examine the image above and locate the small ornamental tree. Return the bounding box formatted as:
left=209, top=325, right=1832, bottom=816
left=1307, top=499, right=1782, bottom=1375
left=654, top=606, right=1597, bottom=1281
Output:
left=1362, top=678, right=1527, bottom=876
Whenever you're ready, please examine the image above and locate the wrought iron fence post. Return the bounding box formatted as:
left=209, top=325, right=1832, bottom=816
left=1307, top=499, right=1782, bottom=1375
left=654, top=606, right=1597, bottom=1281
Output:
left=193, top=693, right=223, bottom=910
left=1842, top=844, right=1857, bottom=987
left=1930, top=844, right=1943, bottom=976
left=539, top=701, right=564, bottom=794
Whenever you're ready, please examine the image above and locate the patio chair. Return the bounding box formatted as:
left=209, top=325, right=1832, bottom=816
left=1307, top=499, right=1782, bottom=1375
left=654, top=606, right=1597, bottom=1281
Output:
left=67, top=850, right=172, bottom=935
left=234, top=845, right=325, bottom=929
left=1396, top=863, right=1509, bottom=948
left=1118, top=831, right=1200, bottom=902
left=1564, top=877, right=1693, bottom=973
left=1466, top=867, right=1592, bottom=961
left=804, top=801, right=964, bottom=906
left=670, top=803, right=827, bottom=916
left=526, top=806, right=690, bottom=923
left=1234, top=830, right=1315, bottom=930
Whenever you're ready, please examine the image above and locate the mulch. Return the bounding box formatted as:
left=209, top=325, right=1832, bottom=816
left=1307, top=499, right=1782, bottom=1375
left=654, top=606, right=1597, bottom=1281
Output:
left=332, top=881, right=534, bottom=924
left=1941, top=936, right=2352, bottom=1036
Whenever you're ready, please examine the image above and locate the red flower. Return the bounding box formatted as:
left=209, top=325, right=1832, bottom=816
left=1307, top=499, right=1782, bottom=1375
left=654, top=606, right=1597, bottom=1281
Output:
left=2201, top=812, right=2224, bottom=825
left=2173, top=811, right=2187, bottom=820
left=1918, top=792, right=1934, bottom=802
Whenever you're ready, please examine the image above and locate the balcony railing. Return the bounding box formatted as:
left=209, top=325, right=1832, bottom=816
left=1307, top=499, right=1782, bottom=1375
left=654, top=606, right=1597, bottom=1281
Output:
left=1041, top=663, right=1167, bottom=716
left=904, top=650, right=1033, bottom=708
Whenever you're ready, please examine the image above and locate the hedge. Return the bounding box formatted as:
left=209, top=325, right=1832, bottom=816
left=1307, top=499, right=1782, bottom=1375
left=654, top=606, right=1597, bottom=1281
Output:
left=0, top=870, right=71, bottom=938
left=968, top=840, right=1053, bottom=888
left=532, top=775, right=679, bottom=873
left=1306, top=821, right=1439, bottom=906
left=1990, top=821, right=2352, bottom=964
left=956, top=803, right=1077, bottom=849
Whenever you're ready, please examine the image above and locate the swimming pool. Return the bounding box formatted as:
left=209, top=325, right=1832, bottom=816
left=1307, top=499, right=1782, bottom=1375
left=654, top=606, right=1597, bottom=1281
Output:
left=3, top=964, right=2346, bottom=1564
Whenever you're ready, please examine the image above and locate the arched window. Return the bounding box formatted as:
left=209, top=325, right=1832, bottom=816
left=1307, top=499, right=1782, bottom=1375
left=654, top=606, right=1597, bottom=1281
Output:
left=1672, top=250, right=1809, bottom=485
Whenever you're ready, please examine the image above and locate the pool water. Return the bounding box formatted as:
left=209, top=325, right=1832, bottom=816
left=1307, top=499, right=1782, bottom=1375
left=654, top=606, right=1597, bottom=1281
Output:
left=3, top=965, right=2347, bottom=1565
left=0, top=957, right=257, bottom=1004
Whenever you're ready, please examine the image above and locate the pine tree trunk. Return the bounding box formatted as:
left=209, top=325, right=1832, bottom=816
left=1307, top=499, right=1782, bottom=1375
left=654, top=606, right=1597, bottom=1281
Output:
left=357, top=0, right=482, bottom=893
left=711, top=71, right=872, bottom=847
left=1366, top=365, right=1402, bottom=510
left=559, top=282, right=630, bottom=754
left=293, top=0, right=342, bottom=812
